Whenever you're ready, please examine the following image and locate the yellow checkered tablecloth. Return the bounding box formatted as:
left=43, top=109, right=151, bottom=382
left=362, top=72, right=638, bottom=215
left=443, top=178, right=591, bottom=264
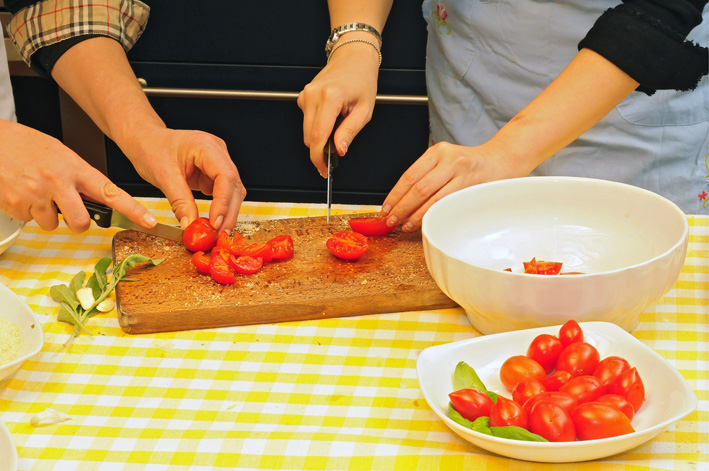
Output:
left=0, top=198, right=707, bottom=470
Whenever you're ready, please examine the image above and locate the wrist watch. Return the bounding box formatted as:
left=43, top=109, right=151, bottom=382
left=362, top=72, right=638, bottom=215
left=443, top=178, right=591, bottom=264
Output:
left=325, top=22, right=383, bottom=56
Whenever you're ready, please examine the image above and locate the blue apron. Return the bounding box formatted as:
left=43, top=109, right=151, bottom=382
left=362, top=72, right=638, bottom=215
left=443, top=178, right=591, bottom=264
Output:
left=422, top=0, right=708, bottom=214
left=1, top=41, right=17, bottom=122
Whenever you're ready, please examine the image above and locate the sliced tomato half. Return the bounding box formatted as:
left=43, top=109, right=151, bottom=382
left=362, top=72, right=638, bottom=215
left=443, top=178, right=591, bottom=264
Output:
left=326, top=231, right=369, bottom=260
left=267, top=235, right=294, bottom=261
left=192, top=251, right=211, bottom=275
left=228, top=254, right=263, bottom=275
left=348, top=217, right=394, bottom=237
left=209, top=249, right=235, bottom=284
left=241, top=243, right=273, bottom=264
left=523, top=257, right=563, bottom=275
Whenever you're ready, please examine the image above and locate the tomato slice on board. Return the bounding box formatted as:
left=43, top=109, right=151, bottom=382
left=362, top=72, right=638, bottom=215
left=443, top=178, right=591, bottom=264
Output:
left=192, top=251, right=211, bottom=275
left=267, top=235, right=294, bottom=261
left=348, top=217, right=394, bottom=237
left=228, top=254, right=263, bottom=275
left=209, top=249, right=235, bottom=285
left=183, top=217, right=218, bottom=252
left=326, top=231, right=369, bottom=260
left=241, top=243, right=273, bottom=264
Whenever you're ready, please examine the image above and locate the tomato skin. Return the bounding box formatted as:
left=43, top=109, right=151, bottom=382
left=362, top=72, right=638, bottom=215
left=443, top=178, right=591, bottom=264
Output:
left=489, top=395, right=529, bottom=429
left=183, top=217, right=218, bottom=252
left=209, top=249, right=235, bottom=285
left=216, top=230, right=232, bottom=250
left=597, top=394, right=635, bottom=421
left=348, top=217, right=394, bottom=237
left=559, top=375, right=608, bottom=404
left=267, top=235, right=294, bottom=261
left=523, top=391, right=578, bottom=416
left=528, top=401, right=576, bottom=442
left=228, top=254, right=263, bottom=275
left=593, top=356, right=632, bottom=388
left=559, top=319, right=584, bottom=347
left=542, top=370, right=573, bottom=392
left=192, top=251, right=211, bottom=275
left=326, top=231, right=369, bottom=260
left=241, top=243, right=273, bottom=264
left=571, top=402, right=635, bottom=440
left=527, top=334, right=564, bottom=373
left=449, top=389, right=493, bottom=422
left=499, top=355, right=547, bottom=391
left=512, top=378, right=547, bottom=407
left=556, top=342, right=601, bottom=377
left=608, top=367, right=645, bottom=412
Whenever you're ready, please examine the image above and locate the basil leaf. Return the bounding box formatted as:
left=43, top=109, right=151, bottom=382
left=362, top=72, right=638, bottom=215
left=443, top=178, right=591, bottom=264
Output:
left=50, top=284, right=79, bottom=308
left=93, top=257, right=111, bottom=289
left=453, top=361, right=488, bottom=392
left=470, top=416, right=494, bottom=436
left=69, top=271, right=86, bottom=294
left=490, top=426, right=548, bottom=442
left=447, top=402, right=475, bottom=429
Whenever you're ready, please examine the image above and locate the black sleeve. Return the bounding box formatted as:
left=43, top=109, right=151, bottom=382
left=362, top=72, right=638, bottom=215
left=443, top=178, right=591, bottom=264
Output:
left=578, top=0, right=708, bottom=95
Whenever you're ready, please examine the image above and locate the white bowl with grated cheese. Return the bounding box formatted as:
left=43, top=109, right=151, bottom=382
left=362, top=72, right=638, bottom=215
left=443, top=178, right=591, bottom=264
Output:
left=0, top=282, right=43, bottom=382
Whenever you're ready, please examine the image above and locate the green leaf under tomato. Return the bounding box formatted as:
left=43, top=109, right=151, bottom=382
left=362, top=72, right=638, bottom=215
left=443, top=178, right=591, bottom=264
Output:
left=454, top=361, right=488, bottom=392
left=490, top=426, right=548, bottom=442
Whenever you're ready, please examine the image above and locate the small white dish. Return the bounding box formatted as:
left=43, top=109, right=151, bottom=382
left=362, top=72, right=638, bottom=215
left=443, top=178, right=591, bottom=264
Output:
left=0, top=421, right=18, bottom=471
left=0, top=282, right=44, bottom=382
left=0, top=210, right=25, bottom=256
left=416, top=322, right=697, bottom=463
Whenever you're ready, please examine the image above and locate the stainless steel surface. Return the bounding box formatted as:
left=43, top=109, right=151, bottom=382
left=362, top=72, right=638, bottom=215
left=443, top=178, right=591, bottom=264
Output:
left=110, top=211, right=183, bottom=242
left=138, top=80, right=428, bottom=105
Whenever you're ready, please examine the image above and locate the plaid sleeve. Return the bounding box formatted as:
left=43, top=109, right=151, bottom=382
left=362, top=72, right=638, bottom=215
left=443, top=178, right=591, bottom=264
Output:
left=6, top=0, right=150, bottom=66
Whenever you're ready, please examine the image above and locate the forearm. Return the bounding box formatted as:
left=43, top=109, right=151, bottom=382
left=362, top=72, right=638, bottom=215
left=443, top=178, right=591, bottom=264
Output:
left=488, top=48, right=640, bottom=173
left=50, top=37, right=164, bottom=161
left=327, top=0, right=393, bottom=32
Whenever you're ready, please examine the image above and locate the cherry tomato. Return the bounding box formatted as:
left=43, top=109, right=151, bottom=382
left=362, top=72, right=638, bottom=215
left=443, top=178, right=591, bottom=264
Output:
left=522, top=391, right=578, bottom=416
left=608, top=367, right=645, bottom=412
left=489, top=395, right=528, bottom=429
left=241, top=243, right=273, bottom=264
left=559, top=375, right=607, bottom=404
left=326, top=231, right=369, bottom=260
left=348, top=217, right=394, bottom=237
left=183, top=217, right=218, bottom=252
left=228, top=254, right=263, bottom=275
left=592, top=356, right=631, bottom=388
left=528, top=401, right=576, bottom=442
left=558, top=319, right=584, bottom=347
left=499, top=355, right=546, bottom=391
left=556, top=342, right=600, bottom=377
left=192, top=251, right=211, bottom=275
left=216, top=230, right=232, bottom=250
left=522, top=257, right=563, bottom=275
left=267, top=235, right=294, bottom=261
left=571, top=402, right=635, bottom=440
left=597, top=394, right=635, bottom=421
left=232, top=230, right=247, bottom=246
left=449, top=388, right=493, bottom=422
left=542, top=370, right=573, bottom=392
left=512, top=378, right=547, bottom=407
left=527, top=334, right=563, bottom=373
left=209, top=249, right=235, bottom=285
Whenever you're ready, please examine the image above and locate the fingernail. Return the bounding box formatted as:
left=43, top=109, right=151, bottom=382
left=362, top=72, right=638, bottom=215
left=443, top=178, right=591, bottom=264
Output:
left=143, top=212, right=157, bottom=227
left=341, top=141, right=348, bottom=155
left=180, top=216, right=189, bottom=229
left=402, top=222, right=414, bottom=232
left=381, top=204, right=391, bottom=216
left=386, top=215, right=398, bottom=227
left=213, top=215, right=224, bottom=230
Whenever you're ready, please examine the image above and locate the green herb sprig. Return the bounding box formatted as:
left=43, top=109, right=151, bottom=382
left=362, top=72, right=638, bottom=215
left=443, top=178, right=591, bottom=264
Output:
left=50, top=254, right=163, bottom=336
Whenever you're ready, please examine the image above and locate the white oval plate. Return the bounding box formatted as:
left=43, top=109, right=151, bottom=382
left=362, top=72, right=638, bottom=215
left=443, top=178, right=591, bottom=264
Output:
left=0, top=421, right=17, bottom=471
left=416, top=321, right=697, bottom=463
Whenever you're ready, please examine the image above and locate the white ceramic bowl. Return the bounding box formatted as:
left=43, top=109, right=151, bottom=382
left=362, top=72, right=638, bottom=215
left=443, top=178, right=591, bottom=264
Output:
left=416, top=322, right=697, bottom=463
left=0, top=210, right=25, bottom=257
left=421, top=177, right=688, bottom=334
left=0, top=282, right=44, bottom=382
left=0, top=421, right=17, bottom=471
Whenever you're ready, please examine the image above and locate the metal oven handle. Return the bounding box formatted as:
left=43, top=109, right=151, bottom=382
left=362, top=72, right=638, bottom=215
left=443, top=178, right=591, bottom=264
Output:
left=138, top=78, right=428, bottom=105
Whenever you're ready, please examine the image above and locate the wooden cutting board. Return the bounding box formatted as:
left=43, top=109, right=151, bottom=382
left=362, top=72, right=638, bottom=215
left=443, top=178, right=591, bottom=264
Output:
left=112, top=213, right=457, bottom=334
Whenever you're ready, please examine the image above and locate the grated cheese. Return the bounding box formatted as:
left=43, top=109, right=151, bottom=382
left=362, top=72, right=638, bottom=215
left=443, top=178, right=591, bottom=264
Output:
left=0, top=318, right=22, bottom=365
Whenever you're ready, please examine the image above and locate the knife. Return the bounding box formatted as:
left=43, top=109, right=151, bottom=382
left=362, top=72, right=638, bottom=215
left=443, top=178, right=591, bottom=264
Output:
left=326, top=119, right=342, bottom=223
left=75, top=200, right=184, bottom=242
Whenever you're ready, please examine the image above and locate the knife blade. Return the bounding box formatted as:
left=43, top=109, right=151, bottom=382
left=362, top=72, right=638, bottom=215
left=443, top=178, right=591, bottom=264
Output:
left=326, top=124, right=341, bottom=223
left=80, top=200, right=184, bottom=242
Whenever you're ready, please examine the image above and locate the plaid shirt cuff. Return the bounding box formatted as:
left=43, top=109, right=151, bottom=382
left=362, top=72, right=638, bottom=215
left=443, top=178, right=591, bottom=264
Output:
left=6, top=0, right=150, bottom=66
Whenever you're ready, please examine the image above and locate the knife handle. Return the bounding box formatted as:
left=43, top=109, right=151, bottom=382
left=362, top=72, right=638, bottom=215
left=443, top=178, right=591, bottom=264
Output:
left=55, top=200, right=113, bottom=228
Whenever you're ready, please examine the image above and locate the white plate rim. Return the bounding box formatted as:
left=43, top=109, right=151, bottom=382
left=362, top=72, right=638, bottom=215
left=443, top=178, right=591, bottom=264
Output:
left=0, top=421, right=18, bottom=471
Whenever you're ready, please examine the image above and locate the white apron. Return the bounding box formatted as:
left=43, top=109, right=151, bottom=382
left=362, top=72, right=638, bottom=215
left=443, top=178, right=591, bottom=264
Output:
left=422, top=0, right=709, bottom=214
left=0, top=40, right=17, bottom=122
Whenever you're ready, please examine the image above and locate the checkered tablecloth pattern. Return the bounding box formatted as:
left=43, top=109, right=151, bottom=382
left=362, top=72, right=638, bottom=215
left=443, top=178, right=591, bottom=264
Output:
left=0, top=199, right=707, bottom=470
